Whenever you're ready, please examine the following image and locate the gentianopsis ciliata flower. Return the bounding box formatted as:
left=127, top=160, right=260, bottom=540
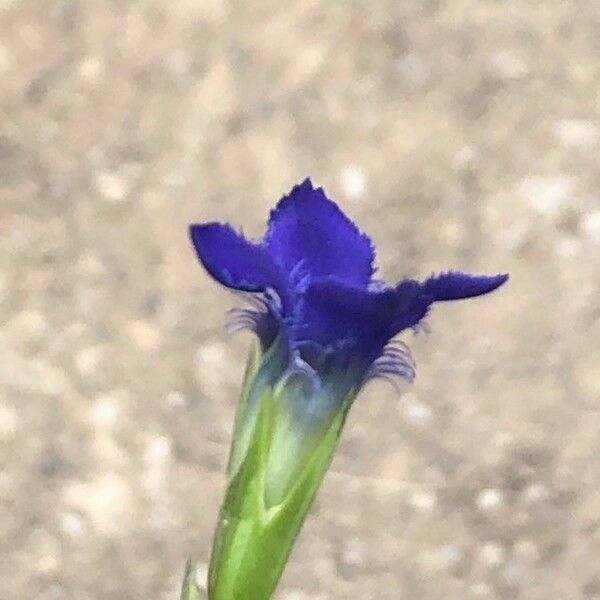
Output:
left=189, top=179, right=508, bottom=600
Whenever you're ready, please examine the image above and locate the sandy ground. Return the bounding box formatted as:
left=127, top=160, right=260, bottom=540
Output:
left=1, top=1, right=600, bottom=598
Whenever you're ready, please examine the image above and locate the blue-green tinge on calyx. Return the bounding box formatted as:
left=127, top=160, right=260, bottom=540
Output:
left=190, top=178, right=508, bottom=599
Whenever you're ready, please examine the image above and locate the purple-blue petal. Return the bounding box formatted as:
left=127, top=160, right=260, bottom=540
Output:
left=264, top=178, right=375, bottom=286
left=421, top=271, right=509, bottom=301
left=296, top=270, right=507, bottom=364
left=189, top=223, right=281, bottom=294
left=188, top=181, right=509, bottom=387
left=298, top=278, right=423, bottom=361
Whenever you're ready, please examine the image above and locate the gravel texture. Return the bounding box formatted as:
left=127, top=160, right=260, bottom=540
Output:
left=1, top=1, right=599, bottom=599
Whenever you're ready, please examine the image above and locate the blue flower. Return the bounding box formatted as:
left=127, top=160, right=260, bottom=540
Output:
left=190, top=178, right=507, bottom=400
left=193, top=180, right=509, bottom=597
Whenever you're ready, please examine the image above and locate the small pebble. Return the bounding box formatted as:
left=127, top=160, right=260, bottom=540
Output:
left=520, top=176, right=573, bottom=218
left=0, top=404, right=18, bottom=438
left=403, top=394, right=433, bottom=429
left=514, top=539, right=539, bottom=561
left=410, top=490, right=437, bottom=512
left=479, top=541, right=506, bottom=567
left=470, top=582, right=492, bottom=597
left=166, top=50, right=191, bottom=77
left=60, top=511, right=86, bottom=539
left=142, top=435, right=172, bottom=496
left=502, top=561, right=524, bottom=585
left=145, top=435, right=172, bottom=465
left=195, top=340, right=229, bottom=389
left=340, top=165, right=367, bottom=201
left=477, top=488, right=503, bottom=512
left=419, top=545, right=462, bottom=574
left=555, top=119, right=599, bottom=149
left=437, top=544, right=462, bottom=570
left=76, top=252, right=107, bottom=278
left=0, top=270, right=6, bottom=305
left=95, top=171, right=130, bottom=203
left=64, top=473, right=134, bottom=534
left=0, top=41, right=13, bottom=73
left=397, top=53, right=429, bottom=86
left=8, top=309, right=48, bottom=340
left=340, top=536, right=365, bottom=567
left=33, top=361, right=70, bottom=397
left=78, top=57, right=104, bottom=82
left=0, top=0, right=18, bottom=11
left=488, top=50, right=528, bottom=80
left=452, top=145, right=480, bottom=171
left=557, top=237, right=581, bottom=259
left=165, top=390, right=187, bottom=409
left=90, top=393, right=122, bottom=429
left=523, top=483, right=549, bottom=503
left=75, top=345, right=103, bottom=376
left=581, top=209, right=600, bottom=244
left=196, top=340, right=227, bottom=367
left=0, top=471, right=13, bottom=496
left=127, top=320, right=162, bottom=351
left=35, top=540, right=62, bottom=575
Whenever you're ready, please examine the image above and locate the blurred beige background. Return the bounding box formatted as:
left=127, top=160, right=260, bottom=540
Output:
left=1, top=1, right=599, bottom=599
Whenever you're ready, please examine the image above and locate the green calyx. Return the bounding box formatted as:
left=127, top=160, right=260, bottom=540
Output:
left=207, top=348, right=351, bottom=600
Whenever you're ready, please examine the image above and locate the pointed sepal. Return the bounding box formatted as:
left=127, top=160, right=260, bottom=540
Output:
left=180, top=558, right=207, bottom=600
